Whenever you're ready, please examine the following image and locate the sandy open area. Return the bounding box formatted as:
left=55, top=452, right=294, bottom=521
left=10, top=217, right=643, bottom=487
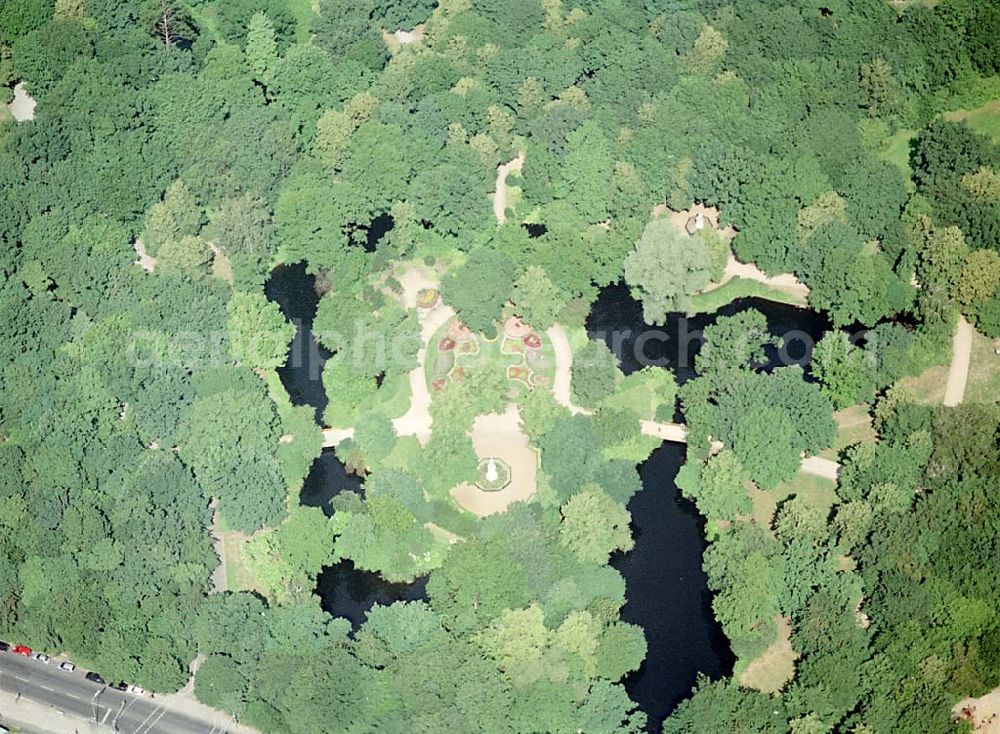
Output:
left=955, top=686, right=1000, bottom=733
left=9, top=82, right=36, bottom=121
left=450, top=405, right=538, bottom=516
left=133, top=238, right=156, bottom=272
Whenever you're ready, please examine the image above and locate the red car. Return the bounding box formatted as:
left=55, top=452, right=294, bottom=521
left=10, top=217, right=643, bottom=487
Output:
left=11, top=645, right=32, bottom=657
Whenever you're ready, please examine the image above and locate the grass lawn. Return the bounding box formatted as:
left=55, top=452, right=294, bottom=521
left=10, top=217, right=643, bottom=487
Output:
left=943, top=99, right=1000, bottom=143
left=374, top=371, right=412, bottom=419
left=819, top=405, right=877, bottom=461
left=749, top=473, right=839, bottom=529
left=220, top=530, right=260, bottom=593
left=965, top=330, right=1000, bottom=404
left=688, top=277, right=805, bottom=313
left=895, top=361, right=950, bottom=406
left=738, top=615, right=798, bottom=694
left=878, top=127, right=917, bottom=191
left=287, top=0, right=316, bottom=43
left=383, top=434, right=423, bottom=471
left=603, top=379, right=658, bottom=419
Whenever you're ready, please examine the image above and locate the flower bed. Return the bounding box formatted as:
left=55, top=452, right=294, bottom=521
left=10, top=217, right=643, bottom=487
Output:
left=416, top=288, right=440, bottom=309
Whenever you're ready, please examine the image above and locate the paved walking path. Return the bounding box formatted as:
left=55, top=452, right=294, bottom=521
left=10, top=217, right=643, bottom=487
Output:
left=943, top=316, right=973, bottom=407
left=322, top=267, right=452, bottom=448
left=491, top=152, right=524, bottom=226
left=321, top=266, right=840, bottom=485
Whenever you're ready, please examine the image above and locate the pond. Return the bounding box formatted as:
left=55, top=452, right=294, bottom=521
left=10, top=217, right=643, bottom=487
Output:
left=267, top=265, right=831, bottom=724
left=265, top=262, right=427, bottom=624
left=588, top=282, right=831, bottom=730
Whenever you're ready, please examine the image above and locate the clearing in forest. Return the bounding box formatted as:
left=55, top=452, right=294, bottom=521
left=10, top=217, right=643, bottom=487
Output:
left=738, top=615, right=799, bottom=694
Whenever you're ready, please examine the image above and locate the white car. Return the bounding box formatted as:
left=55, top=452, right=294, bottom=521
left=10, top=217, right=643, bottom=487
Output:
left=33, top=653, right=50, bottom=663
left=58, top=661, right=76, bottom=672
left=128, top=685, right=145, bottom=695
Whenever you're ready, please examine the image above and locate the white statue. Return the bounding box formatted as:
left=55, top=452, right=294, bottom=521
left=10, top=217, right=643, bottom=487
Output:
left=486, top=459, right=498, bottom=483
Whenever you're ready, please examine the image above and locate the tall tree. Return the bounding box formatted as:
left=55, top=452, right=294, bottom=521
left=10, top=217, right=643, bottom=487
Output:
left=624, top=218, right=711, bottom=323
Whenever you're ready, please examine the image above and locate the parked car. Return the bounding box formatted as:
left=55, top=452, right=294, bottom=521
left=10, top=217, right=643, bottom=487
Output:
left=12, top=645, right=32, bottom=657
left=33, top=652, right=50, bottom=663
left=0, top=640, right=9, bottom=652
left=112, top=682, right=128, bottom=691
left=85, top=672, right=106, bottom=685
left=58, top=661, right=76, bottom=672
left=128, top=685, right=145, bottom=695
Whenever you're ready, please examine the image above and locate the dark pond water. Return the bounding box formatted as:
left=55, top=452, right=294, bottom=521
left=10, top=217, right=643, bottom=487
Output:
left=265, top=262, right=426, bottom=623
left=587, top=282, right=832, bottom=384
left=588, top=282, right=830, bottom=730
left=264, top=263, right=331, bottom=422
left=267, top=267, right=830, bottom=722
left=314, top=561, right=429, bottom=628
left=613, top=444, right=734, bottom=729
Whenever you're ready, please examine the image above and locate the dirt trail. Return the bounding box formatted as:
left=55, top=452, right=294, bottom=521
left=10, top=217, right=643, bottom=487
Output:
left=716, top=253, right=810, bottom=301
left=492, top=151, right=525, bottom=226
left=799, top=455, right=840, bottom=481
left=943, top=316, right=973, bottom=407
left=546, top=324, right=593, bottom=416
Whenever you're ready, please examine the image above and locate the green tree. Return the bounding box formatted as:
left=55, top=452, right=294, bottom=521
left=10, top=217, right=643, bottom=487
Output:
left=179, top=387, right=286, bottom=532
left=349, top=411, right=397, bottom=468
left=681, top=24, right=727, bottom=76
left=727, top=406, right=802, bottom=490
left=142, top=181, right=202, bottom=257
left=194, top=655, right=249, bottom=717
left=559, top=487, right=634, bottom=565
left=571, top=340, right=621, bottom=409
left=953, top=249, right=1000, bottom=316
left=557, top=121, right=614, bottom=223
left=510, top=266, right=565, bottom=331
left=245, top=11, right=277, bottom=85
left=427, top=537, right=532, bottom=635
left=678, top=450, right=752, bottom=525
left=859, top=58, right=902, bottom=119
left=624, top=218, right=712, bottom=323
left=441, top=249, right=518, bottom=334
left=226, top=290, right=295, bottom=370
left=157, top=235, right=212, bottom=279
left=695, top=309, right=774, bottom=375
left=811, top=331, right=875, bottom=410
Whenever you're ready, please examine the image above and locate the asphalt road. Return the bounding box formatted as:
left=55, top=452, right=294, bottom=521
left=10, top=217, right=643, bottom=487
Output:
left=0, top=653, right=234, bottom=733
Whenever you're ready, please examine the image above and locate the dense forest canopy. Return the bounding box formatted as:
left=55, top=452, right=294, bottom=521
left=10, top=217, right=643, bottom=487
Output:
left=1, top=0, right=998, bottom=732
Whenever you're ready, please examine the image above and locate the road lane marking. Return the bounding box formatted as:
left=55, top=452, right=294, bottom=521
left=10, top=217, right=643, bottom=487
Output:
left=134, top=705, right=166, bottom=734
left=132, top=703, right=161, bottom=733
